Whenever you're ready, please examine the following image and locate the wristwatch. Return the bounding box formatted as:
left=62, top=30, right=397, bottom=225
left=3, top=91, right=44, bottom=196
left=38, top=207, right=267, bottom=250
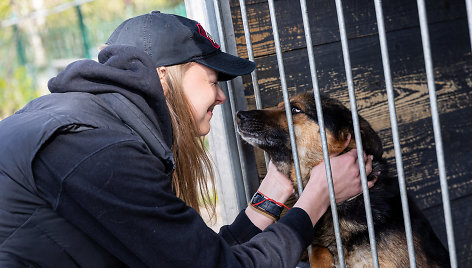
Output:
left=249, top=191, right=285, bottom=221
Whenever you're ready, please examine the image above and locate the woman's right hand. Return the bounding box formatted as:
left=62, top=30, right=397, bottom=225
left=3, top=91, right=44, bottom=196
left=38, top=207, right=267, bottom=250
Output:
left=293, top=149, right=374, bottom=226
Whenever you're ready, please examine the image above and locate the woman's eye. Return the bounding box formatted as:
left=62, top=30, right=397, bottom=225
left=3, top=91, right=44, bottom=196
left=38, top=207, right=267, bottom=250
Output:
left=291, top=107, right=301, bottom=114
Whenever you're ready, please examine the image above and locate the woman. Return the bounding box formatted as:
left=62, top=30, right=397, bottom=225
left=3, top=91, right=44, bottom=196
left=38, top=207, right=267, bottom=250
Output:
left=0, top=11, right=373, bottom=267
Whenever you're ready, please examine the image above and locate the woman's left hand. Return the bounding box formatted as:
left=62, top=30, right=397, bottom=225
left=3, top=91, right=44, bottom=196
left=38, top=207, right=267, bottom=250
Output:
left=245, top=161, right=293, bottom=230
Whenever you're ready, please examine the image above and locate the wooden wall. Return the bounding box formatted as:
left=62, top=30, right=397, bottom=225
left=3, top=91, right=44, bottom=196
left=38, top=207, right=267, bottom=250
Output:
left=228, top=0, right=472, bottom=265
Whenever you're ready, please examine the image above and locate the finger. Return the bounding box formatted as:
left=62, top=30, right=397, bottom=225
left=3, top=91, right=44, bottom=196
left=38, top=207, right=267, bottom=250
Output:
left=346, top=148, right=358, bottom=158
left=350, top=149, right=360, bottom=165
left=365, top=155, right=373, bottom=176
left=331, top=147, right=357, bottom=161
left=355, top=152, right=366, bottom=165
left=367, top=177, right=377, bottom=188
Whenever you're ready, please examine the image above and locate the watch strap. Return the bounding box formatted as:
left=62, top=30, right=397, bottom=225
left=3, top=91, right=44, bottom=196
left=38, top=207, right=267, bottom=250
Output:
left=250, top=191, right=284, bottom=220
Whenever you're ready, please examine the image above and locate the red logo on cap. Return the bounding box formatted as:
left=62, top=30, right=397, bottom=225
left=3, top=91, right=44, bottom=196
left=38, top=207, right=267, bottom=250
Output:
left=197, top=23, right=220, bottom=49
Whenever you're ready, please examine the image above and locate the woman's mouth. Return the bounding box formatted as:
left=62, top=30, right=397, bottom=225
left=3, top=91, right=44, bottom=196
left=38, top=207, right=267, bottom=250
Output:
left=207, top=104, right=216, bottom=115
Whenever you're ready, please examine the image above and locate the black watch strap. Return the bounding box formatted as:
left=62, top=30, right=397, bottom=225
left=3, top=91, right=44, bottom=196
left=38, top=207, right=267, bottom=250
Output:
left=250, top=191, right=284, bottom=220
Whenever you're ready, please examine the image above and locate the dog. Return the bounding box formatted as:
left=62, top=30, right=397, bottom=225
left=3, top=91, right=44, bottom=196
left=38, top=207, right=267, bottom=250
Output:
left=236, top=93, right=450, bottom=267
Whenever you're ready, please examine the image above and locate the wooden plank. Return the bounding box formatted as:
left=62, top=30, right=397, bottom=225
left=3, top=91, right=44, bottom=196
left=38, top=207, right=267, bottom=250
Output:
left=241, top=18, right=471, bottom=108
left=388, top=107, right=472, bottom=206
left=230, top=0, right=467, bottom=59
left=422, top=195, right=472, bottom=267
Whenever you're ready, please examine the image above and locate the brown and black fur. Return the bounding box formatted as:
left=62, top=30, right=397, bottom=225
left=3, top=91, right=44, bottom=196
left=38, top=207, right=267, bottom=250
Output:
left=236, top=93, right=450, bottom=267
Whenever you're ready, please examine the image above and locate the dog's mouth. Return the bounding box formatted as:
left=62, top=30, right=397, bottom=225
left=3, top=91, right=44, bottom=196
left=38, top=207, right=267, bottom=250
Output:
left=236, top=126, right=255, bottom=139
left=236, top=112, right=264, bottom=142
left=237, top=126, right=268, bottom=147
left=239, top=129, right=289, bottom=157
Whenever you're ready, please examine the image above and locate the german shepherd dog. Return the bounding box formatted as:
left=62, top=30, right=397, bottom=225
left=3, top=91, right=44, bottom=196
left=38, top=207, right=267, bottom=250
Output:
left=236, top=93, right=449, bottom=267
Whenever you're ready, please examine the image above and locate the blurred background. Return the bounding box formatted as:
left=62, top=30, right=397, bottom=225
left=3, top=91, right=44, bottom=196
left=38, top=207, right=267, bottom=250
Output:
left=0, top=0, right=185, bottom=119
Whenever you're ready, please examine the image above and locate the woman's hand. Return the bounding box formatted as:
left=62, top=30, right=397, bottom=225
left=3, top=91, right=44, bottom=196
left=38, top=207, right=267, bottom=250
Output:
left=257, top=161, right=294, bottom=204
left=317, top=149, right=375, bottom=204
left=245, top=161, right=293, bottom=230
left=294, top=149, right=375, bottom=226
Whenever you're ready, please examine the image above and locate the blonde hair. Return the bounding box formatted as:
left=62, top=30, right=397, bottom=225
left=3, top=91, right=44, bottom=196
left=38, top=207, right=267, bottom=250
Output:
left=99, top=44, right=216, bottom=217
left=161, top=63, right=217, bottom=218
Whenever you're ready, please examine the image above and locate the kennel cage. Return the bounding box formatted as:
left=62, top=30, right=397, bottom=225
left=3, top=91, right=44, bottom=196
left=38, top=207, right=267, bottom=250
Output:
left=185, top=0, right=472, bottom=267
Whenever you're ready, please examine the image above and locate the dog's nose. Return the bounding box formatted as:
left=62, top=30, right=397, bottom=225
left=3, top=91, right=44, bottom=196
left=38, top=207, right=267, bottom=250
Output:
left=236, top=111, right=249, bottom=121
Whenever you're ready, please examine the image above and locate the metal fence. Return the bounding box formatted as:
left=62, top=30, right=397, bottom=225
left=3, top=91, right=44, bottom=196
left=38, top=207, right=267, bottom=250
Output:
left=185, top=0, right=471, bottom=267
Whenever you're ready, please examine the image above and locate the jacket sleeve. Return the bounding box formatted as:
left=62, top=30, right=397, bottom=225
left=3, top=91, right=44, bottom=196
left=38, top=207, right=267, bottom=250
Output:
left=33, top=129, right=314, bottom=268
left=218, top=210, right=262, bottom=246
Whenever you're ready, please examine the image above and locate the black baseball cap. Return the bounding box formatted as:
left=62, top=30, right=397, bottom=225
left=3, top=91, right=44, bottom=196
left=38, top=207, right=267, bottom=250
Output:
left=106, top=11, right=256, bottom=81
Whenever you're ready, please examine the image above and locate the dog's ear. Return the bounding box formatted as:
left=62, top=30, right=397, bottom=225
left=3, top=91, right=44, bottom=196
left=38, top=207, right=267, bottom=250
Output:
left=317, top=95, right=383, bottom=160
left=299, top=93, right=383, bottom=159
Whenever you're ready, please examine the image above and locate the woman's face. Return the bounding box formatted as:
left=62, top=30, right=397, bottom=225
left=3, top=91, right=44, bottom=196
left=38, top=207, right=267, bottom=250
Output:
left=181, top=63, right=227, bottom=136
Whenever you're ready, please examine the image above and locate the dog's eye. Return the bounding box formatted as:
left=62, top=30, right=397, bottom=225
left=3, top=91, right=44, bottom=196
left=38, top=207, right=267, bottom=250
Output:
left=291, top=107, right=302, bottom=114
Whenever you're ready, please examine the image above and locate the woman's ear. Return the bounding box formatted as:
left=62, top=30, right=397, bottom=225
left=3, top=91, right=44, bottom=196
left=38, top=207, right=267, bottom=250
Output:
left=156, top=67, right=168, bottom=95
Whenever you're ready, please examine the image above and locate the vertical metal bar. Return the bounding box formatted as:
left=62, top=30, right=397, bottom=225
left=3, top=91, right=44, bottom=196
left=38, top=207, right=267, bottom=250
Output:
left=239, top=0, right=270, bottom=167
left=238, top=0, right=262, bottom=111
left=266, top=0, right=304, bottom=196
left=75, top=5, right=90, bottom=59
left=299, top=1, right=346, bottom=267
left=466, top=0, right=472, bottom=50
left=13, top=24, right=26, bottom=65
left=213, top=0, right=252, bottom=203
left=333, top=0, right=380, bottom=267
left=267, top=2, right=317, bottom=265
left=416, top=1, right=457, bottom=267
left=372, top=1, right=417, bottom=267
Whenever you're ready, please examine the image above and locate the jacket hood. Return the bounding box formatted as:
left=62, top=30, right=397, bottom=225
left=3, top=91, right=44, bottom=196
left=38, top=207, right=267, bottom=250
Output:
left=48, top=45, right=172, bottom=148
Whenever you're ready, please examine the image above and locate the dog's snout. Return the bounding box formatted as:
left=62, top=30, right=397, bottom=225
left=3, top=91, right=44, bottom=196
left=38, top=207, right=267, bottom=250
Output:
left=236, top=111, right=249, bottom=121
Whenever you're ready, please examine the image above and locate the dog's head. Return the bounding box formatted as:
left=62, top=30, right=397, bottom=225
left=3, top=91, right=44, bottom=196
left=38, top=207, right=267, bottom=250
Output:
left=236, top=93, right=383, bottom=187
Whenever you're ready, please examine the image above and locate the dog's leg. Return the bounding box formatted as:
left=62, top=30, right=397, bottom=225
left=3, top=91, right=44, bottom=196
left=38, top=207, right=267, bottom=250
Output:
left=310, top=246, right=334, bottom=268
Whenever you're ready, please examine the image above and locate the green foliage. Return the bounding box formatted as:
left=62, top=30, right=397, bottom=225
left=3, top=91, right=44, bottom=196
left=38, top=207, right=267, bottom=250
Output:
left=0, top=1, right=11, bottom=21
left=6, top=0, right=186, bottom=64
left=0, top=66, right=39, bottom=119
left=0, top=0, right=185, bottom=118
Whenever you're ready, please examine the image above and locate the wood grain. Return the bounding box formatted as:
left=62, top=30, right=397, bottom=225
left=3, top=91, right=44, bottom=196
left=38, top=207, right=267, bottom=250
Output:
left=230, top=0, right=467, bottom=58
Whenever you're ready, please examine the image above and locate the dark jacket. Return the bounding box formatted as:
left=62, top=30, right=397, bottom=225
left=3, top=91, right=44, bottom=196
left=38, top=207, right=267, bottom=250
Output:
left=0, top=45, right=313, bottom=267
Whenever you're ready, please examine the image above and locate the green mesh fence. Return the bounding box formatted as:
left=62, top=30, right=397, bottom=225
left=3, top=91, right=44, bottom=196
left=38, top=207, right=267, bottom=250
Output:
left=0, top=0, right=186, bottom=118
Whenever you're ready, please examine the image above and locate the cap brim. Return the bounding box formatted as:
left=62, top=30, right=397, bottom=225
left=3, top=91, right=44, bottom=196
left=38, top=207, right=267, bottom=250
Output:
left=195, top=51, right=256, bottom=81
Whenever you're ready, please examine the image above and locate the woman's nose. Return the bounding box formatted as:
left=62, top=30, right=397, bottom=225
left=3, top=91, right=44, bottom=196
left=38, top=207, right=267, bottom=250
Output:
left=216, top=85, right=226, bottom=104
